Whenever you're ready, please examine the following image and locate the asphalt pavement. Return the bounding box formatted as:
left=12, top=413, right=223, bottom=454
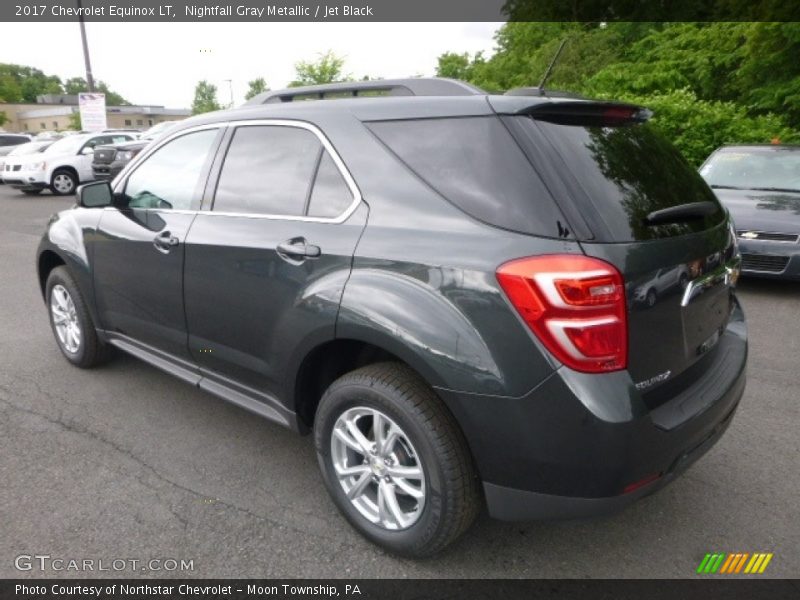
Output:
left=0, top=185, right=797, bottom=578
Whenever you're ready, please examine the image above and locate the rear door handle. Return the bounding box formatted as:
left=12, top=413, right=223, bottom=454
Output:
left=153, top=231, right=180, bottom=253
left=276, top=238, right=321, bottom=262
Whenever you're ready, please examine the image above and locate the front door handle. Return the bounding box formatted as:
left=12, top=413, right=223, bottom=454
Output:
left=153, top=231, right=180, bottom=253
left=276, top=238, right=321, bottom=263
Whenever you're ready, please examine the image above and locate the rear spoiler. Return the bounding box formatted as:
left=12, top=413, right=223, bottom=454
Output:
left=519, top=101, right=653, bottom=126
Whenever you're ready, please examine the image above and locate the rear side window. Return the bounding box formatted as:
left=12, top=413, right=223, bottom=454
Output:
left=510, top=117, right=724, bottom=242
left=367, top=117, right=568, bottom=238
left=307, top=151, right=353, bottom=218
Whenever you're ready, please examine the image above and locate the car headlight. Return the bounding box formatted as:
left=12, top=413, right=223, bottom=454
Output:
left=115, top=151, right=133, bottom=161
left=29, top=162, right=46, bottom=171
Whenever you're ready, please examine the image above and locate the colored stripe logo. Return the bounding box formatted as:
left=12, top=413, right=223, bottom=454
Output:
left=697, top=552, right=773, bottom=574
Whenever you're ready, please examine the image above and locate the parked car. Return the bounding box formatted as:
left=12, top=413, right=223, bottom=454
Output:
left=5, top=131, right=134, bottom=195
left=92, top=122, right=179, bottom=181
left=0, top=134, right=33, bottom=173
left=37, top=78, right=747, bottom=557
left=0, top=133, right=32, bottom=150
left=701, top=144, right=800, bottom=279
left=91, top=139, right=149, bottom=180
left=0, top=140, right=56, bottom=184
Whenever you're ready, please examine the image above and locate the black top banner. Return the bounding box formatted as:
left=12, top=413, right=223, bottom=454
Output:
left=1, top=0, right=799, bottom=22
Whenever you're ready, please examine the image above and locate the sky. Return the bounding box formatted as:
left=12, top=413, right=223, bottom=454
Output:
left=0, top=22, right=502, bottom=107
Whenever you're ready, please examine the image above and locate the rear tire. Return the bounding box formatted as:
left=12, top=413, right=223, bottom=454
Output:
left=314, top=362, right=480, bottom=557
left=46, top=266, right=108, bottom=368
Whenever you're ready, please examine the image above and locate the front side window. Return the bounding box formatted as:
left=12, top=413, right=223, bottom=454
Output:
left=124, top=128, right=218, bottom=211
left=213, top=125, right=355, bottom=218
left=214, top=125, right=320, bottom=216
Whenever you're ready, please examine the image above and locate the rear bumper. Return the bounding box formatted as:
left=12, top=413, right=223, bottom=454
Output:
left=437, top=301, right=747, bottom=521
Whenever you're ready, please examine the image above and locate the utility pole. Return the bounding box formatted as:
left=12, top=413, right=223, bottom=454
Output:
left=76, top=0, right=95, bottom=91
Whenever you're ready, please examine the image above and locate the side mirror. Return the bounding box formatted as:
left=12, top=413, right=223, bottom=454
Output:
left=81, top=146, right=95, bottom=155
left=77, top=181, right=113, bottom=208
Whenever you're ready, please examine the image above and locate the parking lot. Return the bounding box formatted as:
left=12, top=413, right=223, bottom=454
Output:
left=0, top=185, right=798, bottom=578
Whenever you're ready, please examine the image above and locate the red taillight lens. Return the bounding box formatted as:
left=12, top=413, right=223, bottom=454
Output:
left=496, top=255, right=628, bottom=373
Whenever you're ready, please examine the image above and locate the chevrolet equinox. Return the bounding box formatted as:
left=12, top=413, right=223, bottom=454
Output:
left=37, top=78, right=747, bottom=557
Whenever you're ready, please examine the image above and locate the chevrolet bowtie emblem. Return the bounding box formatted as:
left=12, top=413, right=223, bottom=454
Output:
left=739, top=231, right=759, bottom=239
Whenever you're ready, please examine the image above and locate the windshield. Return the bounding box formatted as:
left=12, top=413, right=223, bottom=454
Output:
left=9, top=142, right=52, bottom=156
left=700, top=147, right=800, bottom=192
left=43, top=136, right=87, bottom=155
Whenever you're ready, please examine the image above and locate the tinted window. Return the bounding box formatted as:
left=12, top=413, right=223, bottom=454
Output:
left=523, top=118, right=724, bottom=242
left=367, top=116, right=566, bottom=238
left=214, top=126, right=321, bottom=216
left=307, top=151, right=353, bottom=218
left=125, top=129, right=218, bottom=210
left=0, top=135, right=27, bottom=147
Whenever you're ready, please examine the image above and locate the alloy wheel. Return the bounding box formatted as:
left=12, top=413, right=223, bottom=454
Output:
left=330, top=406, right=426, bottom=530
left=50, top=284, right=81, bottom=354
left=53, top=173, right=75, bottom=194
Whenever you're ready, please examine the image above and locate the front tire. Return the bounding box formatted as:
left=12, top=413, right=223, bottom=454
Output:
left=46, top=266, right=107, bottom=367
left=51, top=169, right=77, bottom=195
left=314, top=362, right=480, bottom=557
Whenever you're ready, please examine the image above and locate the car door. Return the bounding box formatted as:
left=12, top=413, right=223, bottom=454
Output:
left=92, top=125, right=224, bottom=362
left=183, top=121, right=367, bottom=402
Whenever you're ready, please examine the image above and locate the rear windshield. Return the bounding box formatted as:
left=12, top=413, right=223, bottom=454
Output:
left=367, top=116, right=569, bottom=239
left=511, top=116, right=725, bottom=242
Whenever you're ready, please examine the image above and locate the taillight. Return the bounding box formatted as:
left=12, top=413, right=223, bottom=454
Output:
left=496, top=255, right=628, bottom=373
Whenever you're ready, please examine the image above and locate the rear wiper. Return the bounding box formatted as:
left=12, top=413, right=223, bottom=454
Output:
left=748, top=186, right=800, bottom=194
left=644, top=201, right=719, bottom=226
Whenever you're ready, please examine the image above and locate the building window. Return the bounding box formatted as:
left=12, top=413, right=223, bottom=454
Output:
left=52, top=121, right=58, bottom=128
left=124, top=119, right=132, bottom=126
left=136, top=119, right=143, bottom=126
left=40, top=123, right=46, bottom=129
left=148, top=119, right=153, bottom=126
left=23, top=124, right=29, bottom=131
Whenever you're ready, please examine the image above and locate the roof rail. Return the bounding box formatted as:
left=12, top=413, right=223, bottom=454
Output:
left=244, top=78, right=486, bottom=105
left=505, top=87, right=584, bottom=99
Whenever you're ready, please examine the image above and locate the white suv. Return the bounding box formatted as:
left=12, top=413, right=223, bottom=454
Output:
left=4, top=132, right=133, bottom=195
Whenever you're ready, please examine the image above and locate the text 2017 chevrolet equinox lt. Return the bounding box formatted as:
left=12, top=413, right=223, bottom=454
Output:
left=37, top=78, right=747, bottom=557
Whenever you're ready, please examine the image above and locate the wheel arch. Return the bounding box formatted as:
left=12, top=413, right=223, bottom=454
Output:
left=293, top=336, right=446, bottom=433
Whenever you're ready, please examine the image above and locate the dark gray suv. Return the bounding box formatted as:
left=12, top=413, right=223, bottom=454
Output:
left=36, top=78, right=747, bottom=557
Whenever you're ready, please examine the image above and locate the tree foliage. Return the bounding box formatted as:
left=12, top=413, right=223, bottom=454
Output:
left=63, top=77, right=130, bottom=105
left=244, top=77, right=269, bottom=100
left=191, top=80, right=222, bottom=115
left=437, top=22, right=800, bottom=165
left=290, top=51, right=351, bottom=87
left=0, top=63, right=129, bottom=104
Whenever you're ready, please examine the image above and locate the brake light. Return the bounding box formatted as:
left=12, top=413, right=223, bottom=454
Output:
left=496, top=255, right=627, bottom=373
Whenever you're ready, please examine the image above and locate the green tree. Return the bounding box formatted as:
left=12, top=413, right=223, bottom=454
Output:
left=68, top=111, right=81, bottom=131
left=0, top=111, right=7, bottom=127
left=244, top=77, right=269, bottom=100
left=289, top=50, right=351, bottom=87
left=63, top=77, right=130, bottom=105
left=191, top=80, right=222, bottom=114
left=0, top=63, right=62, bottom=102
